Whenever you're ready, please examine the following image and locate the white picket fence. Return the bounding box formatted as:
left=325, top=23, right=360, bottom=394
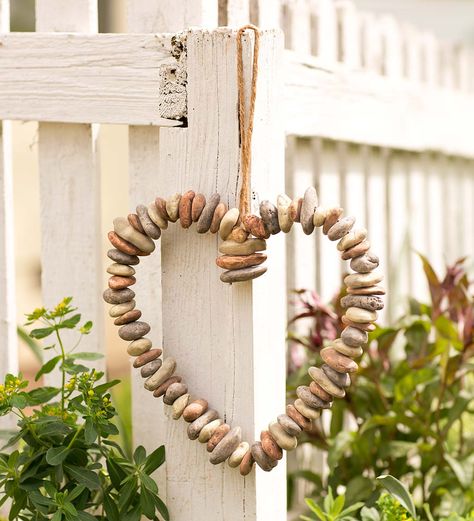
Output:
left=1, top=1, right=474, bottom=520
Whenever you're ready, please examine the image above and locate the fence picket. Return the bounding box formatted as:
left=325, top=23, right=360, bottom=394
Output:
left=335, top=0, right=360, bottom=67
left=0, top=0, right=17, bottom=384
left=36, top=1, right=104, bottom=380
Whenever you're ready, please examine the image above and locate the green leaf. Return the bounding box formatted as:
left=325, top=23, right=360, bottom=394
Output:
left=339, top=502, right=365, bottom=517
left=93, top=379, right=120, bottom=395
left=67, top=485, right=85, bottom=501
left=305, top=498, right=326, bottom=520
left=140, top=472, right=158, bottom=494
left=84, top=418, right=97, bottom=444
left=63, top=464, right=100, bottom=490
left=140, top=487, right=156, bottom=519
left=143, top=445, right=165, bottom=475
left=35, top=355, right=62, bottom=381
left=79, top=321, right=93, bottom=335
left=77, top=512, right=97, bottom=521
left=106, top=457, right=126, bottom=490
left=26, top=386, right=61, bottom=405
left=11, top=394, right=28, bottom=409
left=46, top=447, right=71, bottom=466
left=51, top=510, right=62, bottom=521
left=103, top=492, right=120, bottom=521
left=360, top=507, right=380, bottom=521
left=30, top=326, right=55, bottom=339
left=331, top=494, right=344, bottom=516
left=133, top=445, right=146, bottom=466
left=376, top=475, right=417, bottom=518
left=153, top=494, right=170, bottom=521
left=59, top=314, right=81, bottom=329
left=68, top=352, right=103, bottom=361
left=444, top=453, right=472, bottom=489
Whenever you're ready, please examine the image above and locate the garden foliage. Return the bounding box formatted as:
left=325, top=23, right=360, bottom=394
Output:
left=0, top=298, right=168, bottom=521
left=288, top=257, right=474, bottom=518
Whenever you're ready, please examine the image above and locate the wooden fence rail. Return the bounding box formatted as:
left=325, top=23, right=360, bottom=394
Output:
left=0, top=0, right=473, bottom=519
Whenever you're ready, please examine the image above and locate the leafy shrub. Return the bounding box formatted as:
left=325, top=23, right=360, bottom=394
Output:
left=0, top=298, right=168, bottom=521
left=289, top=257, right=474, bottom=517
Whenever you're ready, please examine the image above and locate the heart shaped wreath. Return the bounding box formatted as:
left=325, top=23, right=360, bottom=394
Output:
left=102, top=26, right=384, bottom=475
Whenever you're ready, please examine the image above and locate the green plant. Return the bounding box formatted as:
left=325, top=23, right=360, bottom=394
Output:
left=300, top=487, right=364, bottom=521
left=288, top=257, right=474, bottom=517
left=0, top=298, right=168, bottom=521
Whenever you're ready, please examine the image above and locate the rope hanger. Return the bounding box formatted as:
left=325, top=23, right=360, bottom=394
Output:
left=236, top=24, right=261, bottom=217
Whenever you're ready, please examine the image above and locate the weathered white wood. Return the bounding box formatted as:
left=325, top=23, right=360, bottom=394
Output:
left=359, top=12, right=382, bottom=73
left=286, top=0, right=311, bottom=54
left=420, top=32, right=439, bottom=87
left=283, top=50, right=474, bottom=157
left=250, top=0, right=281, bottom=28
left=36, top=0, right=98, bottom=32
left=461, top=160, right=474, bottom=260
left=37, top=1, right=104, bottom=378
left=379, top=16, right=403, bottom=78
left=152, top=29, right=285, bottom=520
left=0, top=33, right=183, bottom=126
left=221, top=0, right=250, bottom=26
left=425, top=153, right=444, bottom=275
left=311, top=0, right=338, bottom=63
left=0, top=0, right=16, bottom=383
left=127, top=0, right=218, bottom=33
left=335, top=0, right=360, bottom=68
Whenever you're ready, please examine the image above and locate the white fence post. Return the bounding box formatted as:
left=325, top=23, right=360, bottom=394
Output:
left=0, top=0, right=17, bottom=382
left=149, top=28, right=286, bottom=520
left=36, top=1, right=104, bottom=375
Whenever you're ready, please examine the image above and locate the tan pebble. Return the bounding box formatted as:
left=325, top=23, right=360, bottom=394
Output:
left=301, top=187, right=318, bottom=234
left=109, top=300, right=136, bottom=318
left=219, top=208, right=240, bottom=239
left=313, top=207, right=328, bottom=227
left=216, top=253, right=267, bottom=270
left=341, top=316, right=376, bottom=331
left=219, top=238, right=266, bottom=255
left=172, top=393, right=190, bottom=420
left=114, top=309, right=142, bottom=325
left=268, top=421, right=298, bottom=451
left=108, top=275, right=136, bottom=290
left=163, top=382, right=188, bottom=405
left=347, top=285, right=385, bottom=296
left=239, top=450, right=255, bottom=476
left=296, top=385, right=331, bottom=409
left=220, top=265, right=267, bottom=284
left=345, top=307, right=378, bottom=323
left=228, top=441, right=250, bottom=468
left=289, top=197, right=303, bottom=223
left=344, top=271, right=384, bottom=289
left=198, top=419, right=223, bottom=443
left=332, top=338, right=364, bottom=358
left=277, top=414, right=302, bottom=437
left=178, top=190, right=195, bottom=228
left=144, top=357, right=176, bottom=391
left=207, top=424, right=231, bottom=452
left=113, top=217, right=155, bottom=254
left=153, top=375, right=182, bottom=398
left=260, top=431, right=283, bottom=460
left=277, top=194, right=293, bottom=233
left=191, top=193, right=206, bottom=222
left=341, top=239, right=371, bottom=260
left=251, top=441, right=277, bottom=471
left=328, top=216, right=355, bottom=241
left=188, top=410, right=219, bottom=440
left=128, top=213, right=145, bottom=234
left=133, top=348, right=163, bottom=368
left=136, top=204, right=161, bottom=239
left=308, top=366, right=345, bottom=398
left=322, top=208, right=343, bottom=235
left=259, top=200, right=280, bottom=235
left=286, top=404, right=312, bottom=431
left=322, top=364, right=351, bottom=388
left=103, top=288, right=135, bottom=305
left=108, top=231, right=145, bottom=256
left=242, top=214, right=270, bottom=239
left=197, top=193, right=221, bottom=233
left=227, top=225, right=249, bottom=243
left=155, top=196, right=170, bottom=221
left=118, top=321, right=150, bottom=341
left=210, top=202, right=228, bottom=234
left=182, top=398, right=208, bottom=422
left=147, top=202, right=168, bottom=230
left=107, top=263, right=136, bottom=277
left=127, top=338, right=152, bottom=356
left=107, top=248, right=140, bottom=265
left=166, top=193, right=181, bottom=222
left=341, top=294, right=384, bottom=311
left=209, top=426, right=242, bottom=464
left=321, top=347, right=359, bottom=373
left=350, top=252, right=379, bottom=273
left=294, top=398, right=321, bottom=420
left=341, top=326, right=368, bottom=347
left=337, top=228, right=367, bottom=251
left=141, top=358, right=163, bottom=378
left=309, top=381, right=332, bottom=402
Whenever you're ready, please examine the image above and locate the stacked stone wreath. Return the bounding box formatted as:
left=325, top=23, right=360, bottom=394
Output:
left=103, top=186, right=384, bottom=475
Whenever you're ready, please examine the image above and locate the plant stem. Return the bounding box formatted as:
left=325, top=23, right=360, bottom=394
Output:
left=55, top=328, right=67, bottom=416
left=67, top=424, right=84, bottom=449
